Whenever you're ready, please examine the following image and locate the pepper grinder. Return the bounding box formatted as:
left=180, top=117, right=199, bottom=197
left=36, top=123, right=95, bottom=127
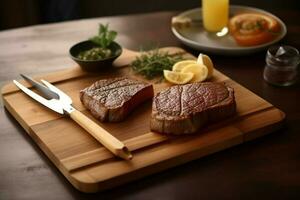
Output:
left=263, top=45, right=299, bottom=86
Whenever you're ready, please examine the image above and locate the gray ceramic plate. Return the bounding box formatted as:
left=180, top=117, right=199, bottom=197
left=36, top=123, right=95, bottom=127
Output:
left=172, top=5, right=287, bottom=55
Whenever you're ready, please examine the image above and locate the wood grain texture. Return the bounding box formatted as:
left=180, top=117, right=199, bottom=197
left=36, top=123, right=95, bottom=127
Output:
left=1, top=47, right=285, bottom=193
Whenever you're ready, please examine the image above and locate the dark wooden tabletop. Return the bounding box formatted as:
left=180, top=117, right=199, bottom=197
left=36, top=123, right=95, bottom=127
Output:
left=0, top=9, right=300, bottom=200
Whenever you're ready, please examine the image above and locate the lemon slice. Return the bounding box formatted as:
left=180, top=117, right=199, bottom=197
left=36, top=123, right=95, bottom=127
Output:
left=197, top=53, right=214, bottom=79
left=172, top=60, right=197, bottom=72
left=164, top=70, right=194, bottom=84
left=181, top=63, right=208, bottom=83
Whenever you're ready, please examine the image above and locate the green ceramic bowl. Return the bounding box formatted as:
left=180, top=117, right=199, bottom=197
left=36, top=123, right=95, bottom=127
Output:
left=69, top=40, right=122, bottom=72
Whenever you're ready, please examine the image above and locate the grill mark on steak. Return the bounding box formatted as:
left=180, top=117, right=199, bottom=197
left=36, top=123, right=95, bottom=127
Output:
left=104, top=84, right=147, bottom=108
left=82, top=79, right=145, bottom=108
left=179, top=86, right=183, bottom=116
left=85, top=80, right=138, bottom=99
left=80, top=77, right=154, bottom=122
left=151, top=82, right=236, bottom=135
left=96, top=81, right=138, bottom=93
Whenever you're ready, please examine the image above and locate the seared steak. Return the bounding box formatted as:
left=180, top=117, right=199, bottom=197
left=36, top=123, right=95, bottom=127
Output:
left=80, top=77, right=154, bottom=122
left=151, top=82, right=236, bottom=134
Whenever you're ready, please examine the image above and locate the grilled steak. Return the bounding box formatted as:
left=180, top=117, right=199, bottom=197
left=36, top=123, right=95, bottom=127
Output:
left=80, top=77, right=154, bottom=122
left=151, top=82, right=236, bottom=134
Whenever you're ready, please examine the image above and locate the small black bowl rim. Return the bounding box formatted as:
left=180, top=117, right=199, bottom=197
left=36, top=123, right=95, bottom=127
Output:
left=69, top=40, right=122, bottom=63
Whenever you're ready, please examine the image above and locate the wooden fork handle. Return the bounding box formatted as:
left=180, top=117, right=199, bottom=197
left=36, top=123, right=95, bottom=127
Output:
left=69, top=109, right=132, bottom=160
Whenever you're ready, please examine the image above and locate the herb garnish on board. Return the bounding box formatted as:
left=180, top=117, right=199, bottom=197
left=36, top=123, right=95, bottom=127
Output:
left=131, top=50, right=183, bottom=79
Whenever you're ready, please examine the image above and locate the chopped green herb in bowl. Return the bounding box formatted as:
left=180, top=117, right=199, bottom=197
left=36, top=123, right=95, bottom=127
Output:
left=69, top=23, right=122, bottom=72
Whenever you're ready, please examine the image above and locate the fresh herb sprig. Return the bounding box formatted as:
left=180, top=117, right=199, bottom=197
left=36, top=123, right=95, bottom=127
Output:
left=131, top=50, right=183, bottom=79
left=90, top=23, right=117, bottom=48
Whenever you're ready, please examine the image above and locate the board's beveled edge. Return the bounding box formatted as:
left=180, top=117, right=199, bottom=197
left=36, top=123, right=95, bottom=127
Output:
left=69, top=126, right=244, bottom=193
left=241, top=108, right=286, bottom=142
left=66, top=107, right=285, bottom=193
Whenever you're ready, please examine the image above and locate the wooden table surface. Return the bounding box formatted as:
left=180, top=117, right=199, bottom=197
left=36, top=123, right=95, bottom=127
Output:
left=0, top=10, right=300, bottom=200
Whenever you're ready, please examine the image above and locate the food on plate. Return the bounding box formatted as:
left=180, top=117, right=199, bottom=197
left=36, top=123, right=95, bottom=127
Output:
left=229, top=13, right=281, bottom=46
left=171, top=16, right=195, bottom=29
left=131, top=49, right=183, bottom=79
left=181, top=63, right=208, bottom=83
left=197, top=53, right=214, bottom=79
left=77, top=23, right=118, bottom=60
left=150, top=82, right=236, bottom=134
left=163, top=70, right=194, bottom=84
left=80, top=78, right=154, bottom=122
left=171, top=16, right=202, bottom=29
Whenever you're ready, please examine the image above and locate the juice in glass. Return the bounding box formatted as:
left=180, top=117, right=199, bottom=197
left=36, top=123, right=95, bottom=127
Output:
left=202, top=0, right=229, bottom=32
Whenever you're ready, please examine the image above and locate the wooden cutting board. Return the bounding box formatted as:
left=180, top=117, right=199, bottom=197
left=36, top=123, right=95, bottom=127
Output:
left=1, top=47, right=285, bottom=193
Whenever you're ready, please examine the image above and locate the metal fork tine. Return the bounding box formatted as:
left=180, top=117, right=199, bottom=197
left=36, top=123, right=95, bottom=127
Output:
left=20, top=74, right=59, bottom=100
left=13, top=80, right=64, bottom=114
left=40, top=80, right=73, bottom=104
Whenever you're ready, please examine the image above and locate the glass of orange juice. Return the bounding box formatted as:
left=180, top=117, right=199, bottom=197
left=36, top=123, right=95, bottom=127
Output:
left=202, top=0, right=229, bottom=33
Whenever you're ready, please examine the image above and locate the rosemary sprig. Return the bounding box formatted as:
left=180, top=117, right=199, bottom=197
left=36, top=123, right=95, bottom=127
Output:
left=131, top=50, right=183, bottom=79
